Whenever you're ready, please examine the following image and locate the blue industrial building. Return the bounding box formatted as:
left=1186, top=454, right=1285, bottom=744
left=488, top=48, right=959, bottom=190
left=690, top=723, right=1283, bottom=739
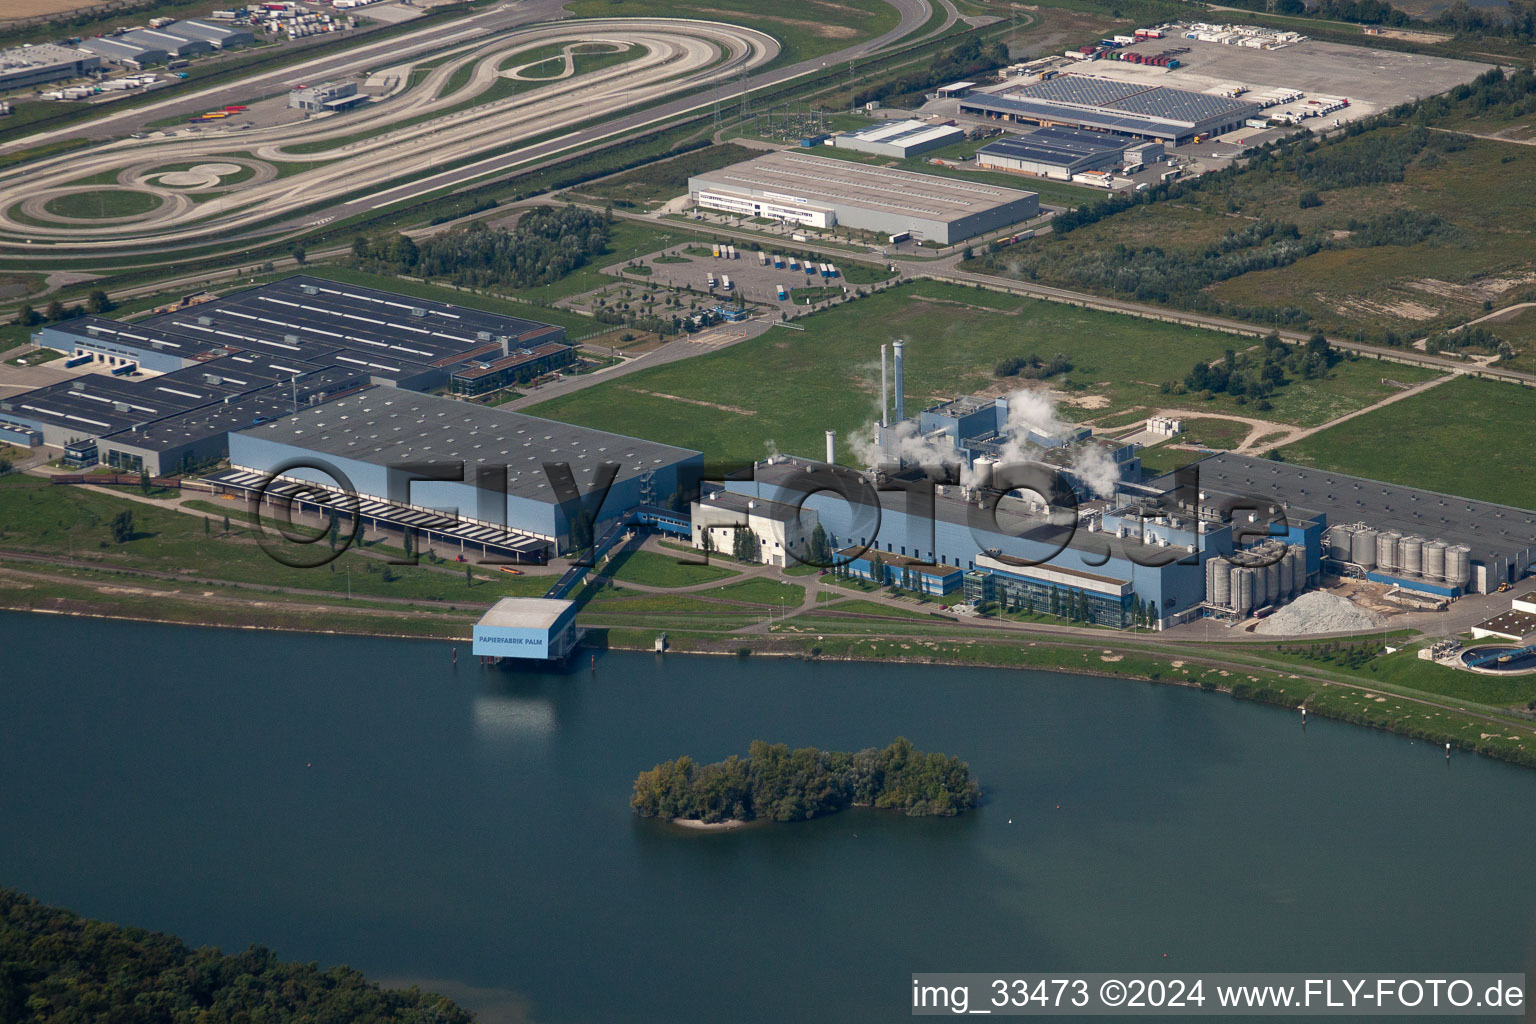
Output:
left=727, top=455, right=1258, bottom=628
left=473, top=597, right=579, bottom=661
left=227, top=391, right=703, bottom=555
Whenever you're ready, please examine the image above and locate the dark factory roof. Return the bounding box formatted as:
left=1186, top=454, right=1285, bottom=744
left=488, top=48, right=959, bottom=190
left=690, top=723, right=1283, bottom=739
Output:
left=101, top=367, right=368, bottom=454
left=1181, top=452, right=1536, bottom=563
left=962, top=75, right=1256, bottom=136
left=136, top=275, right=565, bottom=381
left=235, top=391, right=701, bottom=503
left=979, top=126, right=1131, bottom=167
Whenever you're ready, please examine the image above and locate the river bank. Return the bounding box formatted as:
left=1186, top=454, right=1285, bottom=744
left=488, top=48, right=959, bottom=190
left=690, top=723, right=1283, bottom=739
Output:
left=6, top=617, right=1535, bottom=1024
left=4, top=590, right=1534, bottom=774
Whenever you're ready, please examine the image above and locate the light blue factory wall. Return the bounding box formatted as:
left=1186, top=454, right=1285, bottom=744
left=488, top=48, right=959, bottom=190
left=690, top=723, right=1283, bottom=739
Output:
left=727, top=480, right=1207, bottom=616
left=229, top=433, right=703, bottom=552
left=474, top=624, right=553, bottom=658
left=37, top=326, right=191, bottom=374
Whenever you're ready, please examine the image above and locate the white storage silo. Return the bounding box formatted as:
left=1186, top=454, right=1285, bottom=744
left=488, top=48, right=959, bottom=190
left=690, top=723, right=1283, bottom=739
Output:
left=1328, top=526, right=1354, bottom=562
left=972, top=456, right=996, bottom=490
left=1287, top=546, right=1306, bottom=595
left=1423, top=540, right=1447, bottom=581
left=1352, top=527, right=1378, bottom=570
left=1376, top=531, right=1400, bottom=574
left=1278, top=549, right=1293, bottom=598
left=1448, top=545, right=1472, bottom=587
left=1399, top=535, right=1422, bottom=576
left=1234, top=567, right=1254, bottom=616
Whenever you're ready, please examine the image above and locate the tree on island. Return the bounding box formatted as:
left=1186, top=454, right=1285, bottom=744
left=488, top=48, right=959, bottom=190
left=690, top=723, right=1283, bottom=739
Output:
left=631, top=738, right=980, bottom=824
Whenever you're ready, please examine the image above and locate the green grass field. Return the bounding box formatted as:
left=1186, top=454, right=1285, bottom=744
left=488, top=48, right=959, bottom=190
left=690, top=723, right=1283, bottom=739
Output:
left=524, top=282, right=1443, bottom=461
left=42, top=190, right=162, bottom=220
left=603, top=548, right=737, bottom=587
left=1277, top=376, right=1536, bottom=511
left=0, top=477, right=551, bottom=603
left=1135, top=417, right=1256, bottom=475
left=569, top=143, right=760, bottom=210
left=502, top=220, right=682, bottom=303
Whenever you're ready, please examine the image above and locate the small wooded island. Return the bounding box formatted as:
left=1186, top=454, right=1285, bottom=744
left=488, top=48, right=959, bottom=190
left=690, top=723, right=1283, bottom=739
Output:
left=631, top=738, right=980, bottom=825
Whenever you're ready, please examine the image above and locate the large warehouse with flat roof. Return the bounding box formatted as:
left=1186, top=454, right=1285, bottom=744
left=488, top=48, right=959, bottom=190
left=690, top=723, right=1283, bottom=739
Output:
left=977, top=126, right=1155, bottom=179
left=2, top=275, right=568, bottom=471
left=227, top=391, right=703, bottom=554
left=687, top=151, right=1038, bottom=244
left=830, top=118, right=965, bottom=158
left=960, top=74, right=1257, bottom=144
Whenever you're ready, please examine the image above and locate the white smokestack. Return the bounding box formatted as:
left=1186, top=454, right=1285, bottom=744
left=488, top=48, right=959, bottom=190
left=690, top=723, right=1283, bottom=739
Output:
left=825, top=429, right=836, bottom=465
left=880, top=344, right=889, bottom=427
left=893, top=339, right=905, bottom=422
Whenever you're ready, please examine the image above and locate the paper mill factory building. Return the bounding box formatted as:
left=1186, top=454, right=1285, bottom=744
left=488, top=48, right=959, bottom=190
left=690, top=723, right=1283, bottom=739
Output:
left=686, top=151, right=1038, bottom=244
left=227, top=391, right=704, bottom=556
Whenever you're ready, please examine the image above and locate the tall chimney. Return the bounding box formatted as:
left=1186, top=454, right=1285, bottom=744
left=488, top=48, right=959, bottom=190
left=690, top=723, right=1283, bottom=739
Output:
left=825, top=429, right=836, bottom=465
left=880, top=344, right=889, bottom=427
left=893, top=340, right=905, bottom=422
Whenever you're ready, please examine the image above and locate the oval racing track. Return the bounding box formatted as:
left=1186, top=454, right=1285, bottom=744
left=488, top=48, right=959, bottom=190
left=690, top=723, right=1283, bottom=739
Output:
left=0, top=18, right=779, bottom=254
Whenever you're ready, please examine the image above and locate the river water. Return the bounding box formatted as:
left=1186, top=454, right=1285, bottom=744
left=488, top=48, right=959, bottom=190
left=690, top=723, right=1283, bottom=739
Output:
left=2, top=614, right=1533, bottom=1022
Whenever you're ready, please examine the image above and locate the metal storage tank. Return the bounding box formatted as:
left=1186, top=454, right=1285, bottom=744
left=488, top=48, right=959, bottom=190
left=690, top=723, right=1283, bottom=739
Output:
left=972, top=456, right=996, bottom=490
left=1288, top=545, right=1307, bottom=594
left=1328, top=526, right=1354, bottom=562
left=1423, top=540, right=1447, bottom=581
left=1234, top=567, right=1254, bottom=616
left=1448, top=544, right=1471, bottom=587
left=1352, top=527, right=1378, bottom=569
left=1264, top=561, right=1281, bottom=607
left=1213, top=560, right=1231, bottom=608
left=1399, top=535, right=1422, bottom=576
left=1376, top=531, right=1400, bottom=574
left=1278, top=549, right=1293, bottom=598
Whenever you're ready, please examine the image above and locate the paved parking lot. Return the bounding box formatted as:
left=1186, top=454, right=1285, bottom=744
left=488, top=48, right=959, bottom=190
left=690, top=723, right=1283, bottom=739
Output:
left=613, top=247, right=864, bottom=314
left=1097, top=37, right=1490, bottom=123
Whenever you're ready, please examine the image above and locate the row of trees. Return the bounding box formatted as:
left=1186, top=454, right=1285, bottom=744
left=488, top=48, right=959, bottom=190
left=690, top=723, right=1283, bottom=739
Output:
left=1182, top=334, right=1340, bottom=399
left=0, top=888, right=473, bottom=1023
left=995, top=351, right=1073, bottom=380
left=1217, top=0, right=1534, bottom=41
left=1423, top=324, right=1514, bottom=359
left=351, top=205, right=612, bottom=291
left=852, top=37, right=1011, bottom=108
left=630, top=738, right=981, bottom=823
left=16, top=291, right=112, bottom=327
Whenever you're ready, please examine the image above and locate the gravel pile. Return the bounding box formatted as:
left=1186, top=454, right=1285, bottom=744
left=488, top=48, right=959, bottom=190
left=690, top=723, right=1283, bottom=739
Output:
left=1254, top=591, right=1384, bottom=635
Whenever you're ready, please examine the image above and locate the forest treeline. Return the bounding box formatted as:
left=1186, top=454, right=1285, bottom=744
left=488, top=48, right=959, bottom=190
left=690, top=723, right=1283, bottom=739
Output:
left=853, top=36, right=1010, bottom=107
left=0, top=888, right=473, bottom=1023
left=1217, top=0, right=1534, bottom=39
left=631, top=738, right=981, bottom=823
left=352, top=204, right=611, bottom=290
